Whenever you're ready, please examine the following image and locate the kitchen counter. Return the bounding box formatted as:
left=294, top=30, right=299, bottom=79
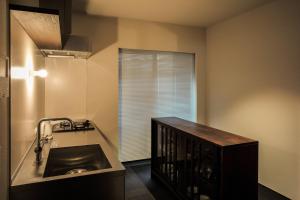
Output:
left=12, top=126, right=125, bottom=186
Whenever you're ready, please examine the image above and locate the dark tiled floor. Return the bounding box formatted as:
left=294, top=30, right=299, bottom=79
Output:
left=125, top=167, right=155, bottom=200
left=124, top=161, right=290, bottom=200
left=258, top=185, right=290, bottom=200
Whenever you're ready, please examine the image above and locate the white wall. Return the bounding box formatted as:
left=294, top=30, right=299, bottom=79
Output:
left=45, top=58, right=87, bottom=119
left=206, top=0, right=300, bottom=199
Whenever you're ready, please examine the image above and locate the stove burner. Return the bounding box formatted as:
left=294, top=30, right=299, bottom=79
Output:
left=74, top=120, right=91, bottom=129
left=60, top=121, right=71, bottom=128
left=52, top=119, right=94, bottom=133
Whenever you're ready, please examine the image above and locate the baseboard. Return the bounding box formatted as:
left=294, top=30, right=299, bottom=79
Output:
left=122, top=158, right=151, bottom=167
left=258, top=184, right=291, bottom=200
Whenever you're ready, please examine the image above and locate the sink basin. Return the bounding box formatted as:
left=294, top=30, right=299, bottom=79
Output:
left=43, top=144, right=111, bottom=178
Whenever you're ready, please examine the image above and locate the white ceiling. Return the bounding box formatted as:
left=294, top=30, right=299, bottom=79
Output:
left=73, top=0, right=275, bottom=27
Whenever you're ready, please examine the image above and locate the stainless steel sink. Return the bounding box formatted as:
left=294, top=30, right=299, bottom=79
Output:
left=43, top=144, right=111, bottom=178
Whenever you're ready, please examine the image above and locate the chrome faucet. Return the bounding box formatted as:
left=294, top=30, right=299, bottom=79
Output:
left=34, top=117, right=73, bottom=164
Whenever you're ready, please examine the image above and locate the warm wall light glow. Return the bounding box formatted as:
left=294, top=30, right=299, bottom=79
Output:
left=11, top=67, right=30, bottom=79
left=11, top=67, right=48, bottom=79
left=32, top=69, right=48, bottom=78
left=47, top=54, right=75, bottom=58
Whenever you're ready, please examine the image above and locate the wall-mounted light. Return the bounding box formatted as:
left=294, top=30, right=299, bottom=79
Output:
left=11, top=67, right=29, bottom=79
left=31, top=69, right=48, bottom=78
left=11, top=67, right=48, bottom=79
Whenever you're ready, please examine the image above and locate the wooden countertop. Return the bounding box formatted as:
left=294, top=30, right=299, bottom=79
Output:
left=152, top=117, right=257, bottom=147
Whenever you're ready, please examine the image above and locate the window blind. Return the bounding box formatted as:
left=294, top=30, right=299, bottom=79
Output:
left=119, top=49, right=196, bottom=162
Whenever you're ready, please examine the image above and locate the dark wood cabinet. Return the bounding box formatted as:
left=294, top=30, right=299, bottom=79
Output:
left=151, top=117, right=258, bottom=200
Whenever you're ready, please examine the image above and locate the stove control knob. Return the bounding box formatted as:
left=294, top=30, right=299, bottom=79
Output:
left=84, top=120, right=90, bottom=127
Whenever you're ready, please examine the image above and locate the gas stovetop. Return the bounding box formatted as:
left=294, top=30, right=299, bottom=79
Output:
left=52, top=120, right=95, bottom=133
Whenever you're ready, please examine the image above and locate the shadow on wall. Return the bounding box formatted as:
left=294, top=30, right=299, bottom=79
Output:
left=163, top=23, right=207, bottom=124
left=71, top=13, right=119, bottom=151
left=205, top=1, right=300, bottom=197
left=69, top=14, right=208, bottom=153
left=72, top=13, right=118, bottom=56
left=206, top=87, right=300, bottom=198
left=72, top=0, right=88, bottom=14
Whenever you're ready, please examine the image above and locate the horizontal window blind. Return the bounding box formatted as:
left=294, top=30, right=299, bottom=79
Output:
left=119, top=49, right=196, bottom=162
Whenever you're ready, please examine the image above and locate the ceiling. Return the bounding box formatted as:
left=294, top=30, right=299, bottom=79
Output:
left=73, top=0, right=275, bottom=27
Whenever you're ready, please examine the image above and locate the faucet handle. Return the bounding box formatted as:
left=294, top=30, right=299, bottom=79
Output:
left=41, top=135, right=53, bottom=144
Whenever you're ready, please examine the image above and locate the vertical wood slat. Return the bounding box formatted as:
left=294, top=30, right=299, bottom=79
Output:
left=198, top=142, right=202, bottom=199
left=167, top=128, right=171, bottom=181
left=171, top=130, right=173, bottom=181
left=165, top=126, right=167, bottom=176
left=165, top=126, right=168, bottom=175
left=178, top=134, right=182, bottom=191
left=166, top=127, right=169, bottom=178
left=174, top=130, right=178, bottom=186
left=161, top=126, right=164, bottom=173
left=191, top=139, right=194, bottom=199
left=177, top=133, right=181, bottom=189
left=184, top=136, right=188, bottom=195
left=163, top=126, right=166, bottom=175
left=170, top=129, right=174, bottom=184
left=151, top=120, right=157, bottom=172
left=168, top=129, right=172, bottom=182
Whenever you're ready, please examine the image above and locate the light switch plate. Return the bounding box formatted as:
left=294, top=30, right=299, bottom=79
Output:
left=0, top=77, right=9, bottom=98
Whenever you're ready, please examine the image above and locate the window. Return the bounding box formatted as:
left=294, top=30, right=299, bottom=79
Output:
left=119, top=49, right=196, bottom=161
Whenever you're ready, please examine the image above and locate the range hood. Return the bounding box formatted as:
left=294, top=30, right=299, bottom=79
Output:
left=10, top=1, right=92, bottom=59
left=41, top=35, right=92, bottom=59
